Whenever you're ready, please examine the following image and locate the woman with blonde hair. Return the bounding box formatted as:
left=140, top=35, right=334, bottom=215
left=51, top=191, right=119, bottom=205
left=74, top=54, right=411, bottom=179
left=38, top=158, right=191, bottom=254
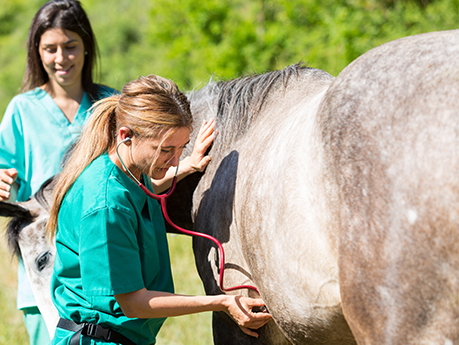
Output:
left=48, top=74, right=271, bottom=345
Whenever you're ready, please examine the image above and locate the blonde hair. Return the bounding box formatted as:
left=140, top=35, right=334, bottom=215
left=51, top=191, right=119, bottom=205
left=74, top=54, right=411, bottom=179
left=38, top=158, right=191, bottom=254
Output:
left=47, top=75, right=192, bottom=238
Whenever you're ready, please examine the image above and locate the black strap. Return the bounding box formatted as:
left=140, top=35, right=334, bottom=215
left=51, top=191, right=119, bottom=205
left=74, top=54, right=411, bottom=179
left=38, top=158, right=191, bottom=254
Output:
left=57, top=318, right=136, bottom=345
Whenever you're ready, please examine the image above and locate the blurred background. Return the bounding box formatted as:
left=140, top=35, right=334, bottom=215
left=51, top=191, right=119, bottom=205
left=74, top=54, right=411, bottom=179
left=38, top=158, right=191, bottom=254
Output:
left=1, top=0, right=458, bottom=117
left=0, top=0, right=458, bottom=344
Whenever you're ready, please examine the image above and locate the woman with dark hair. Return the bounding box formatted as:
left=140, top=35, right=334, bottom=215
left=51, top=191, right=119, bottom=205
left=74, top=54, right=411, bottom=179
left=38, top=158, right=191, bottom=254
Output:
left=21, top=0, right=100, bottom=101
left=0, top=1, right=115, bottom=343
left=0, top=0, right=111, bottom=202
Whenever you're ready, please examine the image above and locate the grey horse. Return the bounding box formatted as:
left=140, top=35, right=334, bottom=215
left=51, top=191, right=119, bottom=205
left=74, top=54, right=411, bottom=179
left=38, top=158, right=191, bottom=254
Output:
left=320, top=29, right=459, bottom=345
left=167, top=29, right=459, bottom=344
left=171, top=64, right=353, bottom=345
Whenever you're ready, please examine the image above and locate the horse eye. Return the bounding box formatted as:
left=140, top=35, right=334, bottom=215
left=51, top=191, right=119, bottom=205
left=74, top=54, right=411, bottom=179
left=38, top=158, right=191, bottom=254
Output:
left=35, top=251, right=52, bottom=271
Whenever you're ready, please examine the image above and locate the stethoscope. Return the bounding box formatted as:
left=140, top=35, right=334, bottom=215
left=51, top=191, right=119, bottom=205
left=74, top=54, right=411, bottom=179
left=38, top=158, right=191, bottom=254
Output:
left=116, top=137, right=260, bottom=295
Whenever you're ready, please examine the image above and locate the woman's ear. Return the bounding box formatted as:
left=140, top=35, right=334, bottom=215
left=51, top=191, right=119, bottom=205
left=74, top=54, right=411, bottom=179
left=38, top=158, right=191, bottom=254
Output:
left=119, top=127, right=133, bottom=145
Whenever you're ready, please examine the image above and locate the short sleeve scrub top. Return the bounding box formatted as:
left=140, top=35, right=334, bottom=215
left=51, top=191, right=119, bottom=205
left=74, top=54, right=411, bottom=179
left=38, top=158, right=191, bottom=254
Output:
left=51, top=153, right=174, bottom=345
left=0, top=85, right=117, bottom=310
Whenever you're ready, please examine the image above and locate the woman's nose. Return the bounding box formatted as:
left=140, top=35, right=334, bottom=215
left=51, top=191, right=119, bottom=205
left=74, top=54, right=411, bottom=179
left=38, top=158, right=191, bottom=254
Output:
left=168, top=153, right=180, bottom=167
left=54, top=47, right=65, bottom=64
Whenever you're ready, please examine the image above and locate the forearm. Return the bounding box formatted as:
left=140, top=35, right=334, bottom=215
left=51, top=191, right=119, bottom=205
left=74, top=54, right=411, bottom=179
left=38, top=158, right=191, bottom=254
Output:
left=116, top=288, right=272, bottom=337
left=116, top=288, right=227, bottom=319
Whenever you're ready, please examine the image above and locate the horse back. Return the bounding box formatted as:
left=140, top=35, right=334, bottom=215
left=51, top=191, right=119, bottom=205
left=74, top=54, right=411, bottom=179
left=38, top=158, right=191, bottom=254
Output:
left=192, top=66, right=356, bottom=344
left=320, top=30, right=459, bottom=345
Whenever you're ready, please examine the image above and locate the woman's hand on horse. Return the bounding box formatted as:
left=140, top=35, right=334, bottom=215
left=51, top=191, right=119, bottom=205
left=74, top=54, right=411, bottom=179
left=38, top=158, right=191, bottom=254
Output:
left=150, top=119, right=215, bottom=193
left=224, top=296, right=272, bottom=337
left=186, top=119, right=215, bottom=173
left=0, top=168, right=18, bottom=201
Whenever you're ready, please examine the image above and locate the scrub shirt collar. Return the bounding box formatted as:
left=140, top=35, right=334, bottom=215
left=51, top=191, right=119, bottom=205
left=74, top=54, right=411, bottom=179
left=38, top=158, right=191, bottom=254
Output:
left=34, top=87, right=89, bottom=127
left=104, top=153, right=153, bottom=210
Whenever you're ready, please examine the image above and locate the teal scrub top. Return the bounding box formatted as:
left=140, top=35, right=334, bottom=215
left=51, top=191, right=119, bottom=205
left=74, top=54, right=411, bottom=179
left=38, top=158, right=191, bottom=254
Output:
left=0, top=86, right=117, bottom=309
left=51, top=153, right=174, bottom=345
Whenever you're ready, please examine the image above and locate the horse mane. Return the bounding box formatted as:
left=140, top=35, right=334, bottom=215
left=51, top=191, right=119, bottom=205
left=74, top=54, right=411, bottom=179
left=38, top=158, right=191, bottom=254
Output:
left=5, top=176, right=55, bottom=258
left=213, top=62, right=310, bottom=144
left=35, top=176, right=55, bottom=211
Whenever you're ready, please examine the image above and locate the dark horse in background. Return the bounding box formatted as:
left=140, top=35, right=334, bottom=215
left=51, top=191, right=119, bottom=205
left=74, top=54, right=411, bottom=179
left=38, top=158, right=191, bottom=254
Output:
left=1, top=29, right=458, bottom=344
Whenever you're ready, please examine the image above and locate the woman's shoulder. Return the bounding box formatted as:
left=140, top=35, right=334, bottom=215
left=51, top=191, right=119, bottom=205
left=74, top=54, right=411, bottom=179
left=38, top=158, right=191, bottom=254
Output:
left=72, top=154, right=141, bottom=216
left=3, top=88, right=47, bottom=122
left=7, top=88, right=46, bottom=107
left=76, top=154, right=124, bottom=193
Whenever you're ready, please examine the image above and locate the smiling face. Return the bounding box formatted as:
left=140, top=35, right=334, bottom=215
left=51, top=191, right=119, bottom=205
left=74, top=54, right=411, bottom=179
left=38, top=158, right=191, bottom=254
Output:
left=38, top=28, right=85, bottom=90
left=129, top=127, right=191, bottom=180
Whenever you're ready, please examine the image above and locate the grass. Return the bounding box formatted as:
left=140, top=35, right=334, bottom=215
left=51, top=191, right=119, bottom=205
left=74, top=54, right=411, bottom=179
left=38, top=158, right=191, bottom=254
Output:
left=156, top=234, right=213, bottom=345
left=0, top=218, right=212, bottom=345
left=0, top=218, right=29, bottom=345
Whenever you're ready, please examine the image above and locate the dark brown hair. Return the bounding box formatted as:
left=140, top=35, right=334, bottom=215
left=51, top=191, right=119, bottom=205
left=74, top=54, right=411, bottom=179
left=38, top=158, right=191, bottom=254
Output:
left=21, top=0, right=99, bottom=100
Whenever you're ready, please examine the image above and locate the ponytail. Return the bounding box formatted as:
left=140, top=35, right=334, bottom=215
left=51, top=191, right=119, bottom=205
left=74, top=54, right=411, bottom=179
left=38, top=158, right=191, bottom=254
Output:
left=47, top=74, right=193, bottom=240
left=47, top=96, right=119, bottom=238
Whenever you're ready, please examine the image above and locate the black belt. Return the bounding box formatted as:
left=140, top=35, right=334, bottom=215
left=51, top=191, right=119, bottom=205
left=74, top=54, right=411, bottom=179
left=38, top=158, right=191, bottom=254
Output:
left=57, top=318, right=136, bottom=345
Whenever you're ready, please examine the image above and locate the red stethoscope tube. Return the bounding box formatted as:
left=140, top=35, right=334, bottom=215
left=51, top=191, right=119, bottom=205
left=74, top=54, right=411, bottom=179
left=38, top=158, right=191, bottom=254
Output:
left=116, top=138, right=260, bottom=294
left=139, top=177, right=260, bottom=295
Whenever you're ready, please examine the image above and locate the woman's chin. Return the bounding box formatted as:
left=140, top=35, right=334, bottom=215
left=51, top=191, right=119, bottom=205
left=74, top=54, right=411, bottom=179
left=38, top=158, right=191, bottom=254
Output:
left=151, top=170, right=168, bottom=181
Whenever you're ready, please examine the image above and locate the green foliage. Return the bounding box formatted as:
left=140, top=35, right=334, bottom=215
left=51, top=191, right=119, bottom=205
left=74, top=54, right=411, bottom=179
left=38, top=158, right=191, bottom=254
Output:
left=142, top=0, right=459, bottom=88
left=0, top=0, right=458, bottom=117
left=0, top=0, right=37, bottom=115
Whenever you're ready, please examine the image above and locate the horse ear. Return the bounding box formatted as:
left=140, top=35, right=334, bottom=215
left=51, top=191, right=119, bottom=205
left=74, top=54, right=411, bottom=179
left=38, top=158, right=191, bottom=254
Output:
left=0, top=201, right=32, bottom=220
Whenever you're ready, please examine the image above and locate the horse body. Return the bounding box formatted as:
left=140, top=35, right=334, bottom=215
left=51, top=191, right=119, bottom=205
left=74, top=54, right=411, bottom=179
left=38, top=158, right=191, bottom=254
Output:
left=181, top=30, right=459, bottom=344
left=186, top=66, right=355, bottom=344
left=319, top=29, right=459, bottom=345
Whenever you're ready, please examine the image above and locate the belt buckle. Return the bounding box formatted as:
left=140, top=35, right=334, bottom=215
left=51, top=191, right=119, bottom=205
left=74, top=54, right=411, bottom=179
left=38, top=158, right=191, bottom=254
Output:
left=85, top=323, right=111, bottom=341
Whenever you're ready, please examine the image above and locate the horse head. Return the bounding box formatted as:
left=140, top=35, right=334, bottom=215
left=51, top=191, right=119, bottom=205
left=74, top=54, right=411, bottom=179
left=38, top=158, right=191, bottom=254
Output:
left=0, top=178, right=58, bottom=337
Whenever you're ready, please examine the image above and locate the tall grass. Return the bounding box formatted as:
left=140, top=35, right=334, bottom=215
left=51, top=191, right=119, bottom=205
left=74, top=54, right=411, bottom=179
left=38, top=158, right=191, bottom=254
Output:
left=0, top=218, right=212, bottom=345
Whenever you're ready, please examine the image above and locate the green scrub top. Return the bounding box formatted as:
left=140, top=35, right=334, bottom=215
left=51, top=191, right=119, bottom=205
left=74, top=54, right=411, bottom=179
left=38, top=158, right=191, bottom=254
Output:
left=51, top=153, right=174, bottom=345
left=0, top=85, right=117, bottom=310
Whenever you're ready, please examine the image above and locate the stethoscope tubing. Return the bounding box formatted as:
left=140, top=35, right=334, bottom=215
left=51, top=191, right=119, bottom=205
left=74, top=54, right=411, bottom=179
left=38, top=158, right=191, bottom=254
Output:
left=117, top=139, right=260, bottom=295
